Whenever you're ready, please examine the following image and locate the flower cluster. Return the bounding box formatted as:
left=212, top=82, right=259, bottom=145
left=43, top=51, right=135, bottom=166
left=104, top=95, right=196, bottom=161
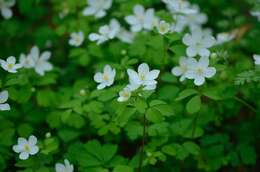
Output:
left=93, top=63, right=160, bottom=102
left=19, top=46, right=53, bottom=76
left=13, top=135, right=74, bottom=171
left=0, top=0, right=15, bottom=19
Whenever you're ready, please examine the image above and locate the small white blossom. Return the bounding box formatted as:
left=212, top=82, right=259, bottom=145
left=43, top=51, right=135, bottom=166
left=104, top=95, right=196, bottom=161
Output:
left=186, top=56, right=216, bottom=86
left=83, top=0, right=112, bottom=18
left=117, top=28, right=135, bottom=44
left=127, top=63, right=160, bottom=91
left=28, top=46, right=53, bottom=76
left=182, top=28, right=215, bottom=57
left=171, top=57, right=196, bottom=81
left=157, top=20, right=171, bottom=35
left=0, top=0, right=15, bottom=19
left=89, top=19, right=120, bottom=44
left=251, top=11, right=260, bottom=21
left=69, top=31, right=84, bottom=47
left=0, top=56, right=22, bottom=73
left=117, top=87, right=132, bottom=102
left=125, top=4, right=156, bottom=32
left=19, top=53, right=35, bottom=68
left=13, top=135, right=39, bottom=160
left=215, top=32, right=236, bottom=45
left=253, top=54, right=260, bottom=65
left=0, top=90, right=10, bottom=111
left=55, top=159, right=74, bottom=172
left=94, top=65, right=116, bottom=90
left=162, top=0, right=196, bottom=14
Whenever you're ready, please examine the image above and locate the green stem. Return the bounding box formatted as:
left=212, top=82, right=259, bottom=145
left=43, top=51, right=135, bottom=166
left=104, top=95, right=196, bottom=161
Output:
left=234, top=96, right=256, bottom=113
left=138, top=113, right=147, bottom=172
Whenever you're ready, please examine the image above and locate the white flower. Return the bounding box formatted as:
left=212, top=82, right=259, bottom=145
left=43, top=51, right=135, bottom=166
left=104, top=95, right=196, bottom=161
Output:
left=125, top=4, right=156, bottom=32
left=69, top=31, right=84, bottom=47
left=0, top=0, right=15, bottom=19
left=19, top=53, right=35, bottom=68
left=83, top=0, right=112, bottom=18
left=171, top=57, right=196, bottom=81
left=162, top=0, right=196, bottom=14
left=251, top=11, right=260, bottom=21
left=0, top=56, right=22, bottom=73
left=28, top=46, right=53, bottom=76
left=215, top=32, right=236, bottom=45
left=89, top=19, right=120, bottom=44
left=117, top=87, right=132, bottom=102
left=157, top=20, right=171, bottom=35
left=0, top=90, right=10, bottom=111
left=253, top=54, right=260, bottom=65
left=13, top=135, right=39, bottom=160
left=186, top=56, right=216, bottom=86
left=94, top=65, right=116, bottom=90
left=117, top=28, right=135, bottom=44
left=127, top=63, right=160, bottom=91
left=55, top=159, right=74, bottom=172
left=182, top=28, right=215, bottom=57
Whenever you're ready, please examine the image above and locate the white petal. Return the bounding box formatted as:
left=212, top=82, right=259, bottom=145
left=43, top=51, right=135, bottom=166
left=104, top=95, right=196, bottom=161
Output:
left=134, top=4, right=144, bottom=15
left=19, top=152, right=29, bottom=160
left=28, top=135, right=37, bottom=145
left=194, top=76, right=205, bottom=86
left=97, top=83, right=106, bottom=90
left=253, top=54, right=260, bottom=65
left=0, top=90, right=8, bottom=103
left=143, top=84, right=156, bottom=90
left=29, top=146, right=39, bottom=155
left=7, top=56, right=16, bottom=64
left=186, top=46, right=197, bottom=57
left=94, top=73, right=103, bottom=83
left=1, top=8, right=12, bottom=19
left=147, top=70, right=160, bottom=80
left=95, top=10, right=106, bottom=18
left=13, top=145, right=23, bottom=153
left=127, top=69, right=140, bottom=84
left=138, top=63, right=150, bottom=75
left=30, top=46, right=40, bottom=61
left=89, top=33, right=101, bottom=41
left=40, top=51, right=51, bottom=61
left=202, top=36, right=215, bottom=48
left=82, top=7, right=96, bottom=16
left=131, top=24, right=142, bottom=32
left=198, top=56, right=209, bottom=67
left=182, top=34, right=193, bottom=46
left=125, top=16, right=139, bottom=25
left=204, top=67, right=216, bottom=78
left=18, top=138, right=27, bottom=145
left=171, top=67, right=182, bottom=76
left=199, top=48, right=210, bottom=57
left=55, top=163, right=66, bottom=172
left=0, top=103, right=10, bottom=111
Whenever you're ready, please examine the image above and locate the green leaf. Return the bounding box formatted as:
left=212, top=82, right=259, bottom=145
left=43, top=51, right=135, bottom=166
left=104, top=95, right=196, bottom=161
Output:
left=239, top=145, right=256, bottom=165
left=162, top=144, right=177, bottom=156
left=183, top=142, right=200, bottom=155
left=146, top=108, right=164, bottom=123
left=186, top=96, right=201, bottom=114
left=175, top=89, right=198, bottom=101
left=113, top=165, right=133, bottom=172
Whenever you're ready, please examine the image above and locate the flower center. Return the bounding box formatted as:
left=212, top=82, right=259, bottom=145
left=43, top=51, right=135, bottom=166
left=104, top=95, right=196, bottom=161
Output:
left=103, top=73, right=109, bottom=81
left=24, top=144, right=31, bottom=152
left=139, top=73, right=145, bottom=81
left=180, top=65, right=187, bottom=73
left=122, top=92, right=130, bottom=98
left=75, top=36, right=81, bottom=43
left=7, top=63, right=14, bottom=69
left=196, top=68, right=204, bottom=75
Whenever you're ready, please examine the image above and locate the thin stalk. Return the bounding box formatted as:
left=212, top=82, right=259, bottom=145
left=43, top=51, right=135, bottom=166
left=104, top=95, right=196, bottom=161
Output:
left=234, top=96, right=256, bottom=113
left=138, top=113, right=147, bottom=172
